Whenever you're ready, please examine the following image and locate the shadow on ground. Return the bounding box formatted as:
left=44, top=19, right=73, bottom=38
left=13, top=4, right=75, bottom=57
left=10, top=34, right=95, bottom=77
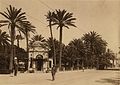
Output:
left=96, top=72, right=120, bottom=85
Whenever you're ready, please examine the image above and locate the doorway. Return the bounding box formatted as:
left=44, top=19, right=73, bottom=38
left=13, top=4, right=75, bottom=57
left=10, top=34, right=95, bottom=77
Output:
left=36, top=54, right=43, bottom=71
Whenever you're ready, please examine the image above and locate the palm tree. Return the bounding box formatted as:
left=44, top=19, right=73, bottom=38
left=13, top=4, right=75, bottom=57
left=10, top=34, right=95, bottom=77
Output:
left=29, top=34, right=46, bottom=52
left=82, top=31, right=107, bottom=68
left=0, top=30, right=10, bottom=70
left=52, top=9, right=76, bottom=69
left=45, top=11, right=56, bottom=66
left=68, top=39, right=85, bottom=69
left=19, top=21, right=36, bottom=69
left=0, top=5, right=27, bottom=72
left=30, top=35, right=45, bottom=44
left=64, top=45, right=78, bottom=70
left=82, top=31, right=100, bottom=68
left=0, top=29, right=10, bottom=53
left=44, top=38, right=60, bottom=63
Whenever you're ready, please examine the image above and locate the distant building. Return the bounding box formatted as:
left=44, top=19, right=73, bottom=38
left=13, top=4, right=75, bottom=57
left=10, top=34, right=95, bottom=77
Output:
left=28, top=42, right=53, bottom=72
left=109, top=53, right=120, bottom=68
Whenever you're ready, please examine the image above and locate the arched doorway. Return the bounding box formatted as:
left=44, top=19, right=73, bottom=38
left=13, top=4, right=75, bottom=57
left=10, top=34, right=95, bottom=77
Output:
left=36, top=54, right=43, bottom=71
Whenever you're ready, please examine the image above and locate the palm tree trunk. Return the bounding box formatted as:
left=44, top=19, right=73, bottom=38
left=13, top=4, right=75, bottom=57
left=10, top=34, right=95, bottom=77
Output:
left=9, top=24, right=15, bottom=73
left=49, top=21, right=56, bottom=66
left=3, top=45, right=6, bottom=56
left=26, top=30, right=29, bottom=70
left=59, top=27, right=63, bottom=70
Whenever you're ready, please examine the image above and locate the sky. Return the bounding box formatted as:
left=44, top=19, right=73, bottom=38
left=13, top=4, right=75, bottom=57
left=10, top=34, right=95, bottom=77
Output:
left=0, top=0, right=119, bottom=54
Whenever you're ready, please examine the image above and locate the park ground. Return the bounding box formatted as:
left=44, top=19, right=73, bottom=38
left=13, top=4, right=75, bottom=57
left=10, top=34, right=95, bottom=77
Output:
left=0, top=69, right=120, bottom=85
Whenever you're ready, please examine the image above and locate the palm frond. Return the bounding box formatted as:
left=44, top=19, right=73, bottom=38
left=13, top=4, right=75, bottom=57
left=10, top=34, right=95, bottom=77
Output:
left=6, top=7, right=12, bottom=18
left=51, top=9, right=76, bottom=29
left=0, top=20, right=9, bottom=23
left=0, top=12, right=9, bottom=19
left=66, top=18, right=76, bottom=22
left=66, top=22, right=76, bottom=27
left=50, top=22, right=59, bottom=26
left=17, top=12, right=26, bottom=19
left=0, top=24, right=8, bottom=28
left=64, top=25, right=69, bottom=29
left=3, top=11, right=10, bottom=19
left=15, top=8, right=22, bottom=17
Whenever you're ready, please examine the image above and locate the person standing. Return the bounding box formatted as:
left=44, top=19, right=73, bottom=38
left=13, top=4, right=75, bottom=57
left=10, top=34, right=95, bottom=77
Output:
left=51, top=65, right=56, bottom=81
left=82, top=66, right=85, bottom=72
left=14, top=57, right=18, bottom=76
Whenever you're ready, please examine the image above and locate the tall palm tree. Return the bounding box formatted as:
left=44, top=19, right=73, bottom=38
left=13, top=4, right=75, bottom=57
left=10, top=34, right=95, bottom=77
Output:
left=52, top=9, right=76, bottom=69
left=82, top=31, right=98, bottom=68
left=0, top=5, right=27, bottom=72
left=45, top=11, right=56, bottom=66
left=19, top=21, right=36, bottom=69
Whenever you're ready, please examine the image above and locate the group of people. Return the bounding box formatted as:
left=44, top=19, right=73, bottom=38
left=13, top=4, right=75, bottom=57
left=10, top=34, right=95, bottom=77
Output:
left=12, top=57, right=57, bottom=80
left=12, top=57, right=57, bottom=81
left=12, top=61, right=57, bottom=81
left=12, top=61, right=85, bottom=81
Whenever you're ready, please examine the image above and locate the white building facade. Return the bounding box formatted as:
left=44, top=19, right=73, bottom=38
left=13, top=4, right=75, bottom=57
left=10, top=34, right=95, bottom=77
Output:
left=28, top=46, right=53, bottom=72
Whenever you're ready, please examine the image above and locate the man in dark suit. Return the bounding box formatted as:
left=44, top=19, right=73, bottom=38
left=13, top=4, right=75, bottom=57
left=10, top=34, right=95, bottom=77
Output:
left=51, top=65, right=56, bottom=81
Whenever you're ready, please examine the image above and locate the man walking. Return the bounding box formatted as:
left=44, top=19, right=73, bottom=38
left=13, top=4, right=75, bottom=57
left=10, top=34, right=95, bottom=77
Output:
left=82, top=66, right=85, bottom=72
left=14, top=57, right=18, bottom=76
left=51, top=65, right=56, bottom=81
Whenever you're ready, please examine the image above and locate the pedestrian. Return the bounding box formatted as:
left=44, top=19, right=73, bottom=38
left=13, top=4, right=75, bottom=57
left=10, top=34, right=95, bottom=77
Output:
left=82, top=66, right=84, bottom=72
left=51, top=65, right=56, bottom=81
left=14, top=57, right=18, bottom=76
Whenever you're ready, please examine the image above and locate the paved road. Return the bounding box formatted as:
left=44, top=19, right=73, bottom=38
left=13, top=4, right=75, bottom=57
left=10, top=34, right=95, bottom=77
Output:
left=0, top=69, right=120, bottom=85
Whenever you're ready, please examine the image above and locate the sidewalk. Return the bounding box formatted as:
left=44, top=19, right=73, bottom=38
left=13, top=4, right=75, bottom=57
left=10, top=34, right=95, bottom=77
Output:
left=0, top=69, right=119, bottom=85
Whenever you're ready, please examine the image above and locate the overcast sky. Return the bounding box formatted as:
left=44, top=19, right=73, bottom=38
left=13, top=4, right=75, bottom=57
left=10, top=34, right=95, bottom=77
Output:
left=0, top=0, right=119, bottom=53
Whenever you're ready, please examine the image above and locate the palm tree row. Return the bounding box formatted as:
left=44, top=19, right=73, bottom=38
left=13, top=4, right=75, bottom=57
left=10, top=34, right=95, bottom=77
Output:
left=82, top=31, right=107, bottom=68
left=61, top=31, right=114, bottom=70
left=28, top=31, right=115, bottom=70
left=0, top=5, right=36, bottom=72
left=0, top=5, right=116, bottom=72
left=46, top=9, right=76, bottom=69
left=0, top=29, right=115, bottom=70
left=0, top=5, right=77, bottom=71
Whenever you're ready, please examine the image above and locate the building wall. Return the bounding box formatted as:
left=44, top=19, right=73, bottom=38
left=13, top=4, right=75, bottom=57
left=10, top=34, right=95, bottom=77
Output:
left=28, top=47, right=53, bottom=72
